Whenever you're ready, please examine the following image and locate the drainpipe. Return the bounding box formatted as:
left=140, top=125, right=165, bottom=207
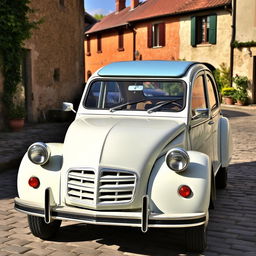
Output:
left=230, top=0, right=237, bottom=86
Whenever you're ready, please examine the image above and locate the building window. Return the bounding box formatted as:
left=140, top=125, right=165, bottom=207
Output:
left=147, top=22, right=165, bottom=48
left=86, top=37, right=91, bottom=56
left=97, top=34, right=102, bottom=53
left=118, top=30, right=124, bottom=51
left=59, top=0, right=65, bottom=7
left=191, top=14, right=217, bottom=46
left=53, top=68, right=60, bottom=82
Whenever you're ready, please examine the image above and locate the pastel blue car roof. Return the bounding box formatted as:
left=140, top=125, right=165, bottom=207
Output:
left=97, top=61, right=197, bottom=78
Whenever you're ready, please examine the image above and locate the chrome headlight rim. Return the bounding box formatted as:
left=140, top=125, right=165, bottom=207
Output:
left=165, top=147, right=190, bottom=173
left=28, top=142, right=51, bottom=165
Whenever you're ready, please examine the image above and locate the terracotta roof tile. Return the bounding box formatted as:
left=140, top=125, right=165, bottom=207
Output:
left=86, top=0, right=231, bottom=34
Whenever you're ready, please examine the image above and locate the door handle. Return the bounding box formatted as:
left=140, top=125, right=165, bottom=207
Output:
left=208, top=120, right=214, bottom=125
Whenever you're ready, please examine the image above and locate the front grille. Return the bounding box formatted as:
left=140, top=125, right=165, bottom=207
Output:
left=67, top=169, right=137, bottom=206
left=67, top=169, right=96, bottom=205
left=98, top=170, right=136, bottom=204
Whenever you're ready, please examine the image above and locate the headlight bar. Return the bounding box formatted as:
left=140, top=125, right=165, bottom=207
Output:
left=165, top=148, right=189, bottom=172
left=28, top=142, right=51, bottom=165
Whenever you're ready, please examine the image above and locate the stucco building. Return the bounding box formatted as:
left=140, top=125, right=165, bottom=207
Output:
left=85, top=0, right=232, bottom=80
left=233, top=0, right=256, bottom=102
left=0, top=0, right=90, bottom=129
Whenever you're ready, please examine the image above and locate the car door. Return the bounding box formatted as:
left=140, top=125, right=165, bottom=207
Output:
left=189, top=73, right=213, bottom=161
left=205, top=72, right=221, bottom=174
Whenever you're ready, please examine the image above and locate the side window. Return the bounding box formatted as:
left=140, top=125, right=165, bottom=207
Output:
left=206, top=75, right=218, bottom=110
left=191, top=75, right=207, bottom=117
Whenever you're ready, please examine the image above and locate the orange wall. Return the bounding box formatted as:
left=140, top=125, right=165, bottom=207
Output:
left=85, top=30, right=134, bottom=80
left=85, top=17, right=180, bottom=81
left=135, top=17, right=180, bottom=61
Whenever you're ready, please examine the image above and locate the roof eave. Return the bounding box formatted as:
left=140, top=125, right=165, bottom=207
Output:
left=85, top=3, right=232, bottom=35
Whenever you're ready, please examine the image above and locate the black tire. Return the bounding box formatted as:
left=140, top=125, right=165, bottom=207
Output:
left=185, top=225, right=207, bottom=252
left=216, top=166, right=228, bottom=189
left=28, top=215, right=62, bottom=240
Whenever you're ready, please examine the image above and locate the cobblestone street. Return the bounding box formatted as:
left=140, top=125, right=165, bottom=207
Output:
left=0, top=108, right=255, bottom=256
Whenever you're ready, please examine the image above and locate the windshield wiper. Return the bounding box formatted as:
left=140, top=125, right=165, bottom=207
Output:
left=147, top=98, right=183, bottom=114
left=109, top=99, right=149, bottom=112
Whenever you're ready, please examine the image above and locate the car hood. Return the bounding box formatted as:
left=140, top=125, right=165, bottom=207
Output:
left=62, top=115, right=186, bottom=209
left=63, top=115, right=185, bottom=171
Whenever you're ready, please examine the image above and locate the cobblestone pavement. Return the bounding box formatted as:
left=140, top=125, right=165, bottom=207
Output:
left=0, top=122, right=69, bottom=171
left=0, top=108, right=256, bottom=256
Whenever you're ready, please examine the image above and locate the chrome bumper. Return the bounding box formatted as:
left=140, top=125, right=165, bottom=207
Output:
left=14, top=192, right=207, bottom=230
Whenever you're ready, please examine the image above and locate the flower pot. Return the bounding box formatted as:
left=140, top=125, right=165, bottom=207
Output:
left=9, top=118, right=25, bottom=132
left=224, top=97, right=234, bottom=105
left=236, top=100, right=245, bottom=106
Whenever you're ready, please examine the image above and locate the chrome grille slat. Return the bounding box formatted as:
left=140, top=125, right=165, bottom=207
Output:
left=98, top=170, right=136, bottom=204
left=67, top=169, right=136, bottom=206
left=67, top=169, right=96, bottom=204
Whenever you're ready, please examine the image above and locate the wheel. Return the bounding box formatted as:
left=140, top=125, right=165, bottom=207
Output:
left=216, top=166, right=228, bottom=189
left=185, top=225, right=207, bottom=252
left=28, top=215, right=62, bottom=240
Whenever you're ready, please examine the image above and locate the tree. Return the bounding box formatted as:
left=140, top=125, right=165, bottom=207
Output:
left=0, top=0, right=41, bottom=119
left=94, top=14, right=104, bottom=20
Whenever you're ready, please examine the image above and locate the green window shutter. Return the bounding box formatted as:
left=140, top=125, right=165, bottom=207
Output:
left=209, top=14, right=217, bottom=44
left=191, top=16, right=196, bottom=47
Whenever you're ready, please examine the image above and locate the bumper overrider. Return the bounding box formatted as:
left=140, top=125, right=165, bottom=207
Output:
left=14, top=189, right=207, bottom=232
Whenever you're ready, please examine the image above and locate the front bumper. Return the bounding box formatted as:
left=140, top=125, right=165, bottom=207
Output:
left=14, top=197, right=207, bottom=230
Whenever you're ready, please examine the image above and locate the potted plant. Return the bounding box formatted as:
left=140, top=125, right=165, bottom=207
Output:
left=8, top=103, right=26, bottom=131
left=221, top=87, right=236, bottom=105
left=233, top=75, right=248, bottom=105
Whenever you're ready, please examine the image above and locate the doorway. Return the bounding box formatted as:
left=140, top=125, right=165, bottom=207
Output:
left=22, top=49, right=33, bottom=122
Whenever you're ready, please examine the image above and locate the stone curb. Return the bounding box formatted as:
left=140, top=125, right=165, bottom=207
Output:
left=0, top=157, right=22, bottom=174
left=221, top=103, right=256, bottom=111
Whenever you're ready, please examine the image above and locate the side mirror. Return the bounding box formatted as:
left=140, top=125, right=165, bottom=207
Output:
left=193, top=108, right=209, bottom=119
left=62, top=102, right=76, bottom=113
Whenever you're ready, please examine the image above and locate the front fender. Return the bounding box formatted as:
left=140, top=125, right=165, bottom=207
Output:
left=147, top=151, right=211, bottom=215
left=17, top=143, right=63, bottom=206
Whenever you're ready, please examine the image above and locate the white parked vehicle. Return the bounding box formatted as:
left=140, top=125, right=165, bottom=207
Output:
left=15, top=61, right=232, bottom=252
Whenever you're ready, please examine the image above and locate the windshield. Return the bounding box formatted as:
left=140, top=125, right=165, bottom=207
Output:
left=84, top=80, right=186, bottom=112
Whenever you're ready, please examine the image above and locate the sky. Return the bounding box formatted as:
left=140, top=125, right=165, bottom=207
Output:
left=84, top=0, right=132, bottom=15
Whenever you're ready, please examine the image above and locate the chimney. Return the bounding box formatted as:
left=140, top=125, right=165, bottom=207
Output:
left=131, top=0, right=139, bottom=10
left=116, top=0, right=126, bottom=12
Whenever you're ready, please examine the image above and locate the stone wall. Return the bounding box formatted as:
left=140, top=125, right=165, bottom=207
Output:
left=23, top=0, right=85, bottom=121
left=236, top=0, right=256, bottom=42
left=0, top=68, right=4, bottom=129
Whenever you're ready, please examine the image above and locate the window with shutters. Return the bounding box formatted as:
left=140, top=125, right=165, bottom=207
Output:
left=97, top=34, right=102, bottom=53
left=118, top=30, right=124, bottom=51
left=148, top=23, right=165, bottom=48
left=191, top=14, right=217, bottom=47
left=86, top=37, right=91, bottom=56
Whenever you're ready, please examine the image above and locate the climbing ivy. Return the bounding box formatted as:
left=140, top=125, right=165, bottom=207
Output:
left=232, top=40, right=256, bottom=48
left=0, top=0, right=40, bottom=117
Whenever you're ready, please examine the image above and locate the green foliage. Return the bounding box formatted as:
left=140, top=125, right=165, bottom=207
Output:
left=232, top=40, right=256, bottom=48
left=8, top=103, right=26, bottom=119
left=213, top=63, right=231, bottom=92
left=221, top=87, right=236, bottom=97
left=233, top=75, right=248, bottom=102
left=0, top=0, right=40, bottom=117
left=94, top=14, right=105, bottom=20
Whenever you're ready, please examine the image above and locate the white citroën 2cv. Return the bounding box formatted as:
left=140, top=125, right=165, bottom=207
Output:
left=15, top=61, right=232, bottom=252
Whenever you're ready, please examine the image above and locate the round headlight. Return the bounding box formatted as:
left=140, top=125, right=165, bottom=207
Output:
left=28, top=142, right=51, bottom=165
left=165, top=148, right=189, bottom=172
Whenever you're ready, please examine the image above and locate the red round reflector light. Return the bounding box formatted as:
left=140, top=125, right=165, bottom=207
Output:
left=178, top=185, right=192, bottom=198
left=28, top=177, right=40, bottom=188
